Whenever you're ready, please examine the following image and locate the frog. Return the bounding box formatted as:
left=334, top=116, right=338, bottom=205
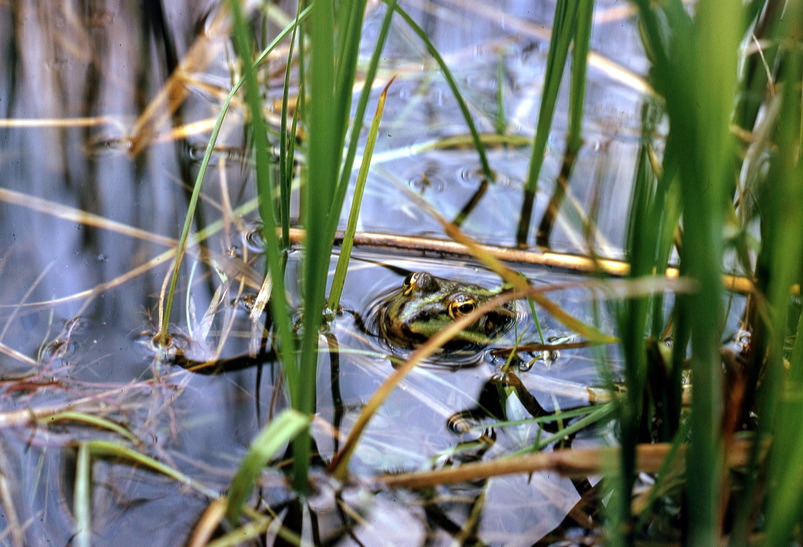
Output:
left=377, top=271, right=517, bottom=350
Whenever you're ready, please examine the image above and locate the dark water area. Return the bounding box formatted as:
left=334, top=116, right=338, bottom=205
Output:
left=0, top=1, right=747, bottom=545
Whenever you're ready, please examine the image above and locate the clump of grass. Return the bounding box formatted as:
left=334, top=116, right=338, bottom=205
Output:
left=159, top=0, right=803, bottom=543
left=610, top=0, right=803, bottom=543
left=224, top=0, right=399, bottom=493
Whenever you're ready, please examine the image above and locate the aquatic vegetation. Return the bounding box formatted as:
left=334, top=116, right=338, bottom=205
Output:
left=0, top=0, right=800, bottom=544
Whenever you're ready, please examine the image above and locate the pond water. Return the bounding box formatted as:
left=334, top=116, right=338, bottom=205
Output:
left=0, top=1, right=741, bottom=545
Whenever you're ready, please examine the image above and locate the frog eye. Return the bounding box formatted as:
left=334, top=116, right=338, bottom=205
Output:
left=402, top=272, right=436, bottom=295
left=448, top=293, right=477, bottom=319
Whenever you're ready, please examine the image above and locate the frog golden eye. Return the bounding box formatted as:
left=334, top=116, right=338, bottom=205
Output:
left=448, top=293, right=476, bottom=319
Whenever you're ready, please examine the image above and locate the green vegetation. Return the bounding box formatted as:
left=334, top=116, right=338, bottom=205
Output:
left=207, top=0, right=803, bottom=541
left=616, top=0, right=803, bottom=543
left=3, top=0, right=802, bottom=543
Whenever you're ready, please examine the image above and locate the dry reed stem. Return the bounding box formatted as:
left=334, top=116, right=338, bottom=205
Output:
left=379, top=438, right=765, bottom=489
left=286, top=228, right=756, bottom=294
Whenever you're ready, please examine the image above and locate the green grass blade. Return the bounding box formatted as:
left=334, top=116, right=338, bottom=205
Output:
left=567, top=0, right=593, bottom=154
left=613, top=118, right=658, bottom=541
left=225, top=409, right=310, bottom=525
left=327, top=0, right=397, bottom=241
left=160, top=4, right=310, bottom=350
left=495, top=54, right=506, bottom=135
left=293, top=0, right=348, bottom=493
left=516, top=0, right=581, bottom=245
left=627, top=1, right=745, bottom=543
left=327, top=78, right=394, bottom=311
left=228, top=0, right=300, bottom=403
left=761, top=23, right=803, bottom=543
left=278, top=8, right=302, bottom=250
left=677, top=3, right=742, bottom=543
left=334, top=0, right=368, bottom=153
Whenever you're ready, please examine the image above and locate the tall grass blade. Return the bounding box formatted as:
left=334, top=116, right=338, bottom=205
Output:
left=760, top=18, right=803, bottom=542
left=676, top=3, right=742, bottom=543
left=567, top=0, right=593, bottom=155
left=293, top=0, right=340, bottom=493
left=632, top=0, right=744, bottom=542
left=278, top=9, right=301, bottom=250
left=625, top=1, right=749, bottom=543
left=612, top=120, right=656, bottom=544
left=261, top=0, right=376, bottom=493
left=326, top=0, right=397, bottom=241
left=516, top=0, right=581, bottom=245
left=333, top=0, right=368, bottom=154
left=327, top=79, right=394, bottom=311
left=160, top=5, right=310, bottom=351
left=228, top=0, right=300, bottom=407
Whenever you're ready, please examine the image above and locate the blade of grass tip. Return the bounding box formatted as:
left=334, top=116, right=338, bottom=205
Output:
left=327, top=0, right=398, bottom=240
left=228, top=0, right=300, bottom=401
left=327, top=78, right=395, bottom=311
left=208, top=519, right=274, bottom=547
left=390, top=2, right=494, bottom=183
left=86, top=440, right=219, bottom=499
left=74, top=442, right=91, bottom=547
left=225, top=409, right=310, bottom=525
left=516, top=0, right=581, bottom=246
left=159, top=5, right=311, bottom=347
left=186, top=498, right=228, bottom=547
left=288, top=10, right=306, bottom=195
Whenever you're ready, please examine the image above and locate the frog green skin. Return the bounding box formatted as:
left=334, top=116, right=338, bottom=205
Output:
left=377, top=272, right=516, bottom=350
